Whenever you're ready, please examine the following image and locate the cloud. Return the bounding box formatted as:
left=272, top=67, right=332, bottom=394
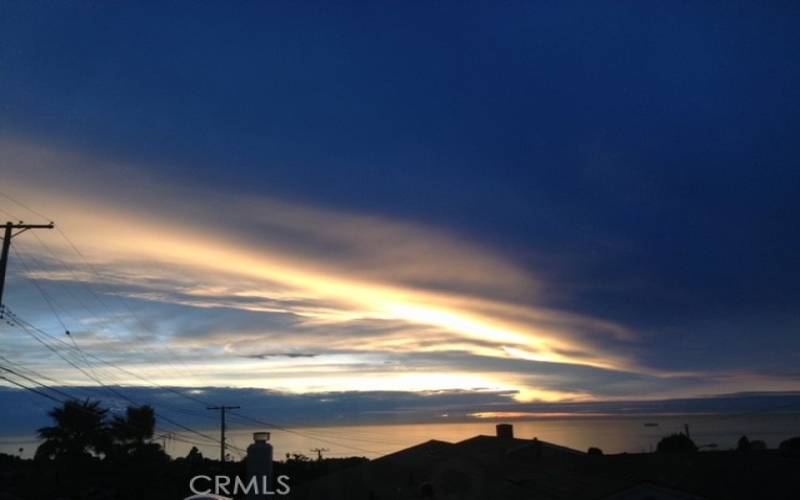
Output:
left=4, top=137, right=789, bottom=402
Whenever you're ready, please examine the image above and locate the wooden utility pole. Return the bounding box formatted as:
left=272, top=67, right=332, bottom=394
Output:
left=0, top=221, right=54, bottom=308
left=207, top=405, right=240, bottom=462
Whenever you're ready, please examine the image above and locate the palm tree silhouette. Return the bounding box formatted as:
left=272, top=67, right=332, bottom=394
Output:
left=35, top=399, right=110, bottom=460
left=110, top=404, right=156, bottom=456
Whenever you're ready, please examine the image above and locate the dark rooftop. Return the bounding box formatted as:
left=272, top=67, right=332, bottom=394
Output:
left=290, top=423, right=799, bottom=500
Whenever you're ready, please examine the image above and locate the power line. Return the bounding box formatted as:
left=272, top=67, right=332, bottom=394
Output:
left=8, top=246, right=101, bottom=379
left=229, top=412, right=380, bottom=454
left=7, top=304, right=383, bottom=455
left=0, top=206, right=21, bottom=221
left=11, top=244, right=74, bottom=330
left=4, top=308, right=208, bottom=407
left=24, top=231, right=107, bottom=322
left=6, top=281, right=384, bottom=456
left=0, top=352, right=102, bottom=401
left=5, top=284, right=379, bottom=453
left=0, top=192, right=195, bottom=379
left=0, top=372, right=202, bottom=456
left=46, top=225, right=196, bottom=379
left=11, top=305, right=383, bottom=452
left=7, top=319, right=239, bottom=452
left=0, top=195, right=395, bottom=455
left=5, top=314, right=230, bottom=451
left=0, top=192, right=52, bottom=223
left=0, top=364, right=80, bottom=402
left=1, top=375, right=65, bottom=405
left=0, top=355, right=225, bottom=455
left=3, top=242, right=103, bottom=374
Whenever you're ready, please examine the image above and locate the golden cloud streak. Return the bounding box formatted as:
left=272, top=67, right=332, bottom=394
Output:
left=1, top=138, right=642, bottom=395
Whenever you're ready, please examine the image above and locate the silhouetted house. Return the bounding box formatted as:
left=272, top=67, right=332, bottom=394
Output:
left=291, top=423, right=800, bottom=499
left=306, top=422, right=800, bottom=500
left=290, top=424, right=658, bottom=500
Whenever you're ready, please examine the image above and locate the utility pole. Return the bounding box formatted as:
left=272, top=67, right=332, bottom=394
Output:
left=207, top=405, right=240, bottom=462
left=156, top=431, right=174, bottom=453
left=311, top=447, right=329, bottom=461
left=0, top=221, right=54, bottom=308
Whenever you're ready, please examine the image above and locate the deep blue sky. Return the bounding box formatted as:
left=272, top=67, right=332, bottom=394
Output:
left=2, top=1, right=800, bottom=403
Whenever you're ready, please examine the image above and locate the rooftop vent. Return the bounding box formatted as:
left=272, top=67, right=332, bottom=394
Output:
left=496, top=423, right=514, bottom=439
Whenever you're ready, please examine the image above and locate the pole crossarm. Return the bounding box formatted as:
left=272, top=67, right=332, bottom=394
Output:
left=9, top=223, right=55, bottom=239
left=0, top=221, right=55, bottom=306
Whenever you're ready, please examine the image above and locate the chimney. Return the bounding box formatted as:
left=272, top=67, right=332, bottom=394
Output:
left=496, top=423, right=514, bottom=439
left=246, top=432, right=274, bottom=499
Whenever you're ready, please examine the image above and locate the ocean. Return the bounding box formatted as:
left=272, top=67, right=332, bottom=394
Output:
left=4, top=413, right=798, bottom=460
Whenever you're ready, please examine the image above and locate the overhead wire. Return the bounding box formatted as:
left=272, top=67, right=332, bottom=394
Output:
left=4, top=314, right=238, bottom=452
left=0, top=206, right=21, bottom=221
left=6, top=281, right=387, bottom=455
left=0, top=353, right=102, bottom=400
left=0, top=192, right=394, bottom=455
left=0, top=371, right=219, bottom=457
left=6, top=314, right=385, bottom=456
left=25, top=231, right=108, bottom=321
left=0, top=191, right=195, bottom=379
left=4, top=312, right=231, bottom=452
left=48, top=227, right=196, bottom=379
left=8, top=246, right=104, bottom=384
left=8, top=305, right=383, bottom=454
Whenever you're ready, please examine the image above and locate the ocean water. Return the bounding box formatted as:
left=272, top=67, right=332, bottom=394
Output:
left=3, top=413, right=799, bottom=460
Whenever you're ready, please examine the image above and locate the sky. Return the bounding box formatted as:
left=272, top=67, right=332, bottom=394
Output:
left=1, top=1, right=800, bottom=424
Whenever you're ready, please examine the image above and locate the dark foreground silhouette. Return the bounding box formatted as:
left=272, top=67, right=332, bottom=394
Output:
left=0, top=399, right=365, bottom=499
left=0, top=400, right=798, bottom=499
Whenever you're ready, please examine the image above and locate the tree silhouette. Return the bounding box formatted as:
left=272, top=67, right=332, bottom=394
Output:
left=779, top=436, right=800, bottom=455
left=110, top=404, right=156, bottom=456
left=35, top=399, right=110, bottom=460
left=737, top=435, right=751, bottom=452
left=111, top=405, right=156, bottom=448
left=656, top=433, right=697, bottom=453
left=186, top=445, right=204, bottom=464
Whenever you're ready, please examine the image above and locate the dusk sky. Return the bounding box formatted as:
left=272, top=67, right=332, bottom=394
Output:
left=1, top=1, right=800, bottom=422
